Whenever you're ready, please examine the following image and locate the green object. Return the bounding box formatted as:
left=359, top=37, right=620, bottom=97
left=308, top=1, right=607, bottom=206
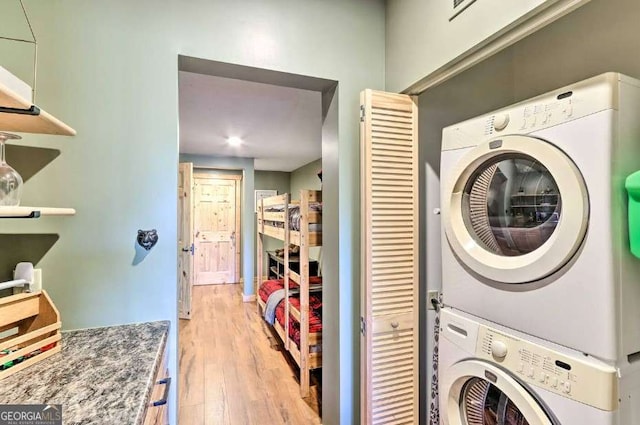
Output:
left=625, top=170, right=640, bottom=258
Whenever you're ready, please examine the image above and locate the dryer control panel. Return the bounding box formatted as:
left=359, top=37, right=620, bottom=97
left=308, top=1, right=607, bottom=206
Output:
left=483, top=98, right=577, bottom=137
left=442, top=72, right=623, bottom=151
left=475, top=325, right=619, bottom=411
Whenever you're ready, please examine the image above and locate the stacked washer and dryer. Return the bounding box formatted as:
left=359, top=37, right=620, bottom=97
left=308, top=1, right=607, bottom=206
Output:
left=438, top=73, right=640, bottom=425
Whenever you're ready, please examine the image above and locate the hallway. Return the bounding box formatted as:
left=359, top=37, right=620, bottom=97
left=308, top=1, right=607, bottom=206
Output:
left=178, top=284, right=321, bottom=424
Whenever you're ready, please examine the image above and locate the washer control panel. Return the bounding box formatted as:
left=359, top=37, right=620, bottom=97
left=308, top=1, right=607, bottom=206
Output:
left=475, top=326, right=618, bottom=411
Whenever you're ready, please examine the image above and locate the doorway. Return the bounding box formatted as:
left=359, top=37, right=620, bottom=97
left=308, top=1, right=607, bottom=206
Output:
left=176, top=57, right=336, bottom=424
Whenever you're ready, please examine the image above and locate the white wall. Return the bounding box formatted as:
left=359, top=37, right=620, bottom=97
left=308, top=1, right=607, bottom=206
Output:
left=0, top=1, right=386, bottom=424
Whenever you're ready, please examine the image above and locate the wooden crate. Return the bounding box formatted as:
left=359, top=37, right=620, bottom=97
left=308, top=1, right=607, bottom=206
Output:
left=0, top=291, right=62, bottom=380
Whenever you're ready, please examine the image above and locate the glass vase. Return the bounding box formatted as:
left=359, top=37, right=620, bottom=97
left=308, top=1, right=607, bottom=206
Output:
left=0, top=132, right=23, bottom=206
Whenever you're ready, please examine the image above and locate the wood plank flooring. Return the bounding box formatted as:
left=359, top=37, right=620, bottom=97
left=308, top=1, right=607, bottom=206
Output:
left=178, top=284, right=322, bottom=425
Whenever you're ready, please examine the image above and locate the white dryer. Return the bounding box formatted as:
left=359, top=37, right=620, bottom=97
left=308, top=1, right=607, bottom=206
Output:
left=438, top=307, right=640, bottom=425
left=440, top=73, right=640, bottom=362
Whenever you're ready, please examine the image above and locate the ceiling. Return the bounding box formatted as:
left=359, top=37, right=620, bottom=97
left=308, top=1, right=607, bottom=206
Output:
left=178, top=71, right=322, bottom=171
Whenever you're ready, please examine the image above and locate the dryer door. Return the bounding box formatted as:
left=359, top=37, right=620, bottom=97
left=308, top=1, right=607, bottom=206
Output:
left=442, top=359, right=555, bottom=425
left=442, top=135, right=588, bottom=284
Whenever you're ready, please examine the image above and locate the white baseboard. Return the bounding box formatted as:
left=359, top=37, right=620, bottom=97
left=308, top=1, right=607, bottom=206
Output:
left=240, top=277, right=268, bottom=302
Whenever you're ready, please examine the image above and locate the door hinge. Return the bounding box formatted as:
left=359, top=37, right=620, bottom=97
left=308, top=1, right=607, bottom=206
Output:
left=360, top=105, right=365, bottom=122
left=360, top=316, right=366, bottom=336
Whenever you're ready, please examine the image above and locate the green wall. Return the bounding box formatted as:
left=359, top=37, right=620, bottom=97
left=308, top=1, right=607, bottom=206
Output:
left=384, top=0, right=593, bottom=92
left=0, top=1, right=385, bottom=423
left=255, top=170, right=290, bottom=193
left=290, top=158, right=322, bottom=200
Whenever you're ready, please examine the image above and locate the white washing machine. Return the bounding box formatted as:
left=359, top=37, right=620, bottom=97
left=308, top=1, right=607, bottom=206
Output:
left=440, top=73, right=640, bottom=362
left=439, top=307, right=640, bottom=425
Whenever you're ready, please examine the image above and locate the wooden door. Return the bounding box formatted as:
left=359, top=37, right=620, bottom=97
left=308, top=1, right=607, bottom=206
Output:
left=194, top=174, right=241, bottom=285
left=178, top=162, right=194, bottom=320
left=360, top=90, right=419, bottom=424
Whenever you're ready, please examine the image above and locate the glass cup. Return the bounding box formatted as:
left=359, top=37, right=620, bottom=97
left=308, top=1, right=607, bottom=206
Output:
left=0, top=132, right=24, bottom=206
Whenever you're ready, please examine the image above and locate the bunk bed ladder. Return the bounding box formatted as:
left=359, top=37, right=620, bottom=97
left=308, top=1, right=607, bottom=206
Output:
left=298, top=191, right=311, bottom=397
left=283, top=193, right=291, bottom=352
left=256, top=197, right=263, bottom=314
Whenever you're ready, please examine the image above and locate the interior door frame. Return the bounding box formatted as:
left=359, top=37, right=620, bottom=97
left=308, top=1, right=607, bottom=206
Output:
left=178, top=162, right=194, bottom=320
left=193, top=171, right=242, bottom=283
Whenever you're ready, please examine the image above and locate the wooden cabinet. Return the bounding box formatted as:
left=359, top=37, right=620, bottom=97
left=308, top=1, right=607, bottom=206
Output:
left=266, top=251, right=318, bottom=280
left=143, top=349, right=170, bottom=425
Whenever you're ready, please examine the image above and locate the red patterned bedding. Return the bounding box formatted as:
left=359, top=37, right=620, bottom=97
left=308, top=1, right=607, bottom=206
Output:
left=258, top=277, right=322, bottom=303
left=259, top=279, right=285, bottom=303
left=275, top=293, right=322, bottom=348
left=259, top=278, right=323, bottom=348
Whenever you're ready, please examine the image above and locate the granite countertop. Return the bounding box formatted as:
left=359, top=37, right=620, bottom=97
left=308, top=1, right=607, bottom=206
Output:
left=0, top=321, right=170, bottom=425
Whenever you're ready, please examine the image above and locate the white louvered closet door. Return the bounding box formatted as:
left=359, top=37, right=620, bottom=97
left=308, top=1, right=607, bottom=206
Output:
left=360, top=90, right=419, bottom=425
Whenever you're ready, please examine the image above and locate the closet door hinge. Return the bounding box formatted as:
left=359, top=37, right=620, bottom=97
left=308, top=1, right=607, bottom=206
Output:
left=360, top=105, right=365, bottom=122
left=360, top=316, right=366, bottom=336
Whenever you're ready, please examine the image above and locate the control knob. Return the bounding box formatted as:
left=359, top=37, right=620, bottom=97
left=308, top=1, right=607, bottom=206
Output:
left=491, top=340, right=508, bottom=359
left=493, top=114, right=510, bottom=131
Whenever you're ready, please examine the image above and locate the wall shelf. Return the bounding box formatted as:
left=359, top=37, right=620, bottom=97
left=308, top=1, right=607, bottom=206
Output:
left=0, top=81, right=76, bottom=136
left=0, top=206, right=76, bottom=219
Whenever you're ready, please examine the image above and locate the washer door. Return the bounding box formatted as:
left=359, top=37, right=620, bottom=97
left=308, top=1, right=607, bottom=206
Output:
left=443, top=360, right=554, bottom=425
left=443, top=135, right=588, bottom=284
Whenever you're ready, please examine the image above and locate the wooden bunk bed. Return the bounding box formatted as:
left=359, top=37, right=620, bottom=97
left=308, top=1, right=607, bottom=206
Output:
left=256, top=190, right=322, bottom=398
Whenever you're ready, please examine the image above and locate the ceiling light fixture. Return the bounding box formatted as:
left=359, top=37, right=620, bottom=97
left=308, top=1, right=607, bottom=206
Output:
left=227, top=136, right=243, bottom=146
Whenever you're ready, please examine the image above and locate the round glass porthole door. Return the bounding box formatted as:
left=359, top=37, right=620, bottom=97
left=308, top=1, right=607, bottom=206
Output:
left=463, top=378, right=532, bottom=425
left=463, top=154, right=561, bottom=257
left=443, top=135, right=588, bottom=284
left=443, top=360, right=554, bottom=425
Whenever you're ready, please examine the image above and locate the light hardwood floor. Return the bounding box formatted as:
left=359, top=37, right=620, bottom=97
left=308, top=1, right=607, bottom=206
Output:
left=178, top=284, right=322, bottom=425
